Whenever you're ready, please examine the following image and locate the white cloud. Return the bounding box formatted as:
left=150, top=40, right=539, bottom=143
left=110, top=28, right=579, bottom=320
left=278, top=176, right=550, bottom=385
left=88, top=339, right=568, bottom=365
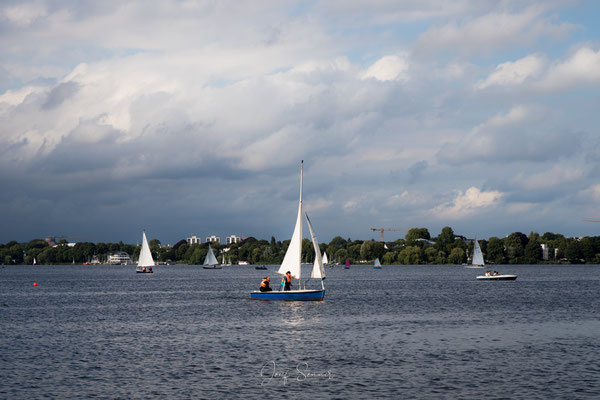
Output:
left=539, top=47, right=600, bottom=91
left=1, top=2, right=47, bottom=27
left=416, top=7, right=574, bottom=56
left=0, top=85, right=42, bottom=105
left=433, top=187, right=504, bottom=219
left=476, top=54, right=546, bottom=89
left=511, top=164, right=583, bottom=190
left=361, top=54, right=409, bottom=82
left=438, top=105, right=582, bottom=165
left=578, top=184, right=600, bottom=203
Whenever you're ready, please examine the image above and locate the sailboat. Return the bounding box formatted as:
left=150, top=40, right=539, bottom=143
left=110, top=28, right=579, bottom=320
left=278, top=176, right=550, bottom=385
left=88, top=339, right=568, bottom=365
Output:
left=33, top=257, right=37, bottom=265
left=342, top=258, right=350, bottom=270
left=203, top=245, right=222, bottom=269
left=373, top=257, right=382, bottom=269
left=322, top=251, right=329, bottom=268
left=136, top=231, right=154, bottom=273
left=465, top=237, right=485, bottom=268
left=250, top=161, right=325, bottom=300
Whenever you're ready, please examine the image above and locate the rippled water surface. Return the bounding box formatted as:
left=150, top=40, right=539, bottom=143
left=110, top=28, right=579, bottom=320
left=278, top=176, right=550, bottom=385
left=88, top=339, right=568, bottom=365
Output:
left=1, top=264, right=599, bottom=399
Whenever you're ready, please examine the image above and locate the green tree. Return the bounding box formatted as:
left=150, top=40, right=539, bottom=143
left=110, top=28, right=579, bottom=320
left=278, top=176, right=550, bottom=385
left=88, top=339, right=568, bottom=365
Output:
left=486, top=237, right=505, bottom=264
left=434, top=250, right=447, bottom=264
left=564, top=239, right=582, bottom=263
left=524, top=234, right=542, bottom=263
left=382, top=252, right=397, bottom=264
left=448, top=247, right=465, bottom=264
left=405, top=228, right=431, bottom=244
left=398, top=246, right=421, bottom=264
left=435, top=226, right=455, bottom=252
left=505, top=232, right=528, bottom=263
left=425, top=247, right=437, bottom=264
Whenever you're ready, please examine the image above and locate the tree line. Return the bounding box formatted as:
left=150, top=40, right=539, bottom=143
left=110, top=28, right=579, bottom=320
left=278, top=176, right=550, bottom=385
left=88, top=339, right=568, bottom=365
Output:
left=2, top=226, right=600, bottom=265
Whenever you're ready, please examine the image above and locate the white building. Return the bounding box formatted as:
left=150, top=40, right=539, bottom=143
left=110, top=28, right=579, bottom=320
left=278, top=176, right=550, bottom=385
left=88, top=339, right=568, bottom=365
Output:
left=187, top=235, right=202, bottom=245
left=226, top=235, right=241, bottom=245
left=206, top=235, right=221, bottom=244
left=541, top=243, right=549, bottom=261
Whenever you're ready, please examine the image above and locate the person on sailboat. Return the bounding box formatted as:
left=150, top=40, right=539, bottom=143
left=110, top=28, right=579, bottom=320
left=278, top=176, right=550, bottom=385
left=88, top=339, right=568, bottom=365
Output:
left=282, top=271, right=293, bottom=291
left=260, top=276, right=272, bottom=292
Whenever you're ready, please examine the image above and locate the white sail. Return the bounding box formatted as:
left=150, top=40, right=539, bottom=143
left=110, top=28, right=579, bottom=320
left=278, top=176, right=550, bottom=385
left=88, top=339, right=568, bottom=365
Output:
left=322, top=252, right=328, bottom=265
left=374, top=258, right=381, bottom=268
left=277, top=162, right=303, bottom=280
left=204, top=245, right=218, bottom=266
left=472, top=238, right=484, bottom=266
left=306, top=213, right=325, bottom=280
left=138, top=231, right=155, bottom=267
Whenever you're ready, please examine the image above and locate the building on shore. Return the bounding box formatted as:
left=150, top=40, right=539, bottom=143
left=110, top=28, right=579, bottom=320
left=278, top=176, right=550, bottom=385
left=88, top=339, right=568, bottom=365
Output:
left=206, top=235, right=220, bottom=244
left=187, top=235, right=202, bottom=245
left=226, top=235, right=241, bottom=245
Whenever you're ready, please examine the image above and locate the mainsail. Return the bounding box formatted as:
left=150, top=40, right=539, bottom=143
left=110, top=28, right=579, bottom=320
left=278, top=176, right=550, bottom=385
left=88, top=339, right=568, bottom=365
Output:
left=322, top=252, right=328, bottom=265
left=204, top=245, right=218, bottom=266
left=138, top=231, right=155, bottom=267
left=277, top=162, right=303, bottom=281
left=472, top=238, right=484, bottom=266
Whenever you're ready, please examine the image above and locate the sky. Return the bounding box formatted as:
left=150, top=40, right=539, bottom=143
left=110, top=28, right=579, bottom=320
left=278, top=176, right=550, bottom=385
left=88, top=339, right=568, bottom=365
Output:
left=2, top=0, right=600, bottom=245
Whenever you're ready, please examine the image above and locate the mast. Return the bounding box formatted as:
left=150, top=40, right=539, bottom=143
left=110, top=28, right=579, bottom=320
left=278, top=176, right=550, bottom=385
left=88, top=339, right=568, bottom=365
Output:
left=298, top=160, right=303, bottom=288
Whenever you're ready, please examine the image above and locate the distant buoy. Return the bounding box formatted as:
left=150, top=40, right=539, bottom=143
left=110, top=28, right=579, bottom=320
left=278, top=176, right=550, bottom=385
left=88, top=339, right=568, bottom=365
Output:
left=33, top=282, right=38, bottom=287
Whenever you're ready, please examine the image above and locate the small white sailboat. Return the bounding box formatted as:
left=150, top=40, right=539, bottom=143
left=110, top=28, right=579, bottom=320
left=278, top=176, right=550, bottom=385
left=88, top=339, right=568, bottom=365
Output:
left=33, top=257, right=37, bottom=265
left=136, top=231, right=154, bottom=273
left=322, top=251, right=328, bottom=266
left=203, top=245, right=221, bottom=269
left=465, top=237, right=485, bottom=268
left=251, top=161, right=325, bottom=300
left=373, top=257, right=382, bottom=269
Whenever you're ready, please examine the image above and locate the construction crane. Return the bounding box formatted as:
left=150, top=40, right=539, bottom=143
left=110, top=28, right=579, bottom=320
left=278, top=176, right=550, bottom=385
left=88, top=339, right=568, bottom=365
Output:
left=370, top=228, right=409, bottom=243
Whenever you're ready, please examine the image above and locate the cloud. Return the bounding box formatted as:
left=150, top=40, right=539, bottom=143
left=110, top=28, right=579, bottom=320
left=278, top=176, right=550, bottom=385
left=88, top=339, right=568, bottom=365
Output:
left=433, top=187, right=504, bottom=219
left=476, top=54, right=546, bottom=89
left=361, top=54, right=409, bottom=82
left=1, top=2, right=47, bottom=27
left=0, top=1, right=599, bottom=243
left=416, top=6, right=575, bottom=56
left=511, top=164, right=583, bottom=191
left=437, top=105, right=583, bottom=165
left=538, top=47, right=600, bottom=91
left=578, top=184, right=600, bottom=203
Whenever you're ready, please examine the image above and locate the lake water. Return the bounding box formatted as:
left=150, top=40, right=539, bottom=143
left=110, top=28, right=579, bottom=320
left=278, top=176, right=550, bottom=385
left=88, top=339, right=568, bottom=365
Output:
left=1, top=264, right=599, bottom=399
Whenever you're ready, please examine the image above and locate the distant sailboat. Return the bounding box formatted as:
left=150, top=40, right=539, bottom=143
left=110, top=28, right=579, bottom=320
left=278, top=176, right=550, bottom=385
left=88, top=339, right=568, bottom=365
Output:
left=251, top=161, right=325, bottom=300
left=203, top=245, right=221, bottom=269
left=373, top=258, right=382, bottom=269
left=465, top=237, right=485, bottom=268
left=322, top=251, right=328, bottom=266
left=136, top=231, right=154, bottom=273
left=342, top=258, right=350, bottom=270
left=33, top=257, right=37, bottom=265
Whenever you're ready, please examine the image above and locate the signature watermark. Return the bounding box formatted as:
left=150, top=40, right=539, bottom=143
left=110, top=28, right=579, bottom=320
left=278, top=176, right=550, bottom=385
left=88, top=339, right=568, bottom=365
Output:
left=260, top=360, right=334, bottom=386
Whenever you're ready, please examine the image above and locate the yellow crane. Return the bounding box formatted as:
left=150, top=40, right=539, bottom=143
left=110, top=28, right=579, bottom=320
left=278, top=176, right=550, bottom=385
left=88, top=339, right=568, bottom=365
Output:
left=370, top=228, right=409, bottom=243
